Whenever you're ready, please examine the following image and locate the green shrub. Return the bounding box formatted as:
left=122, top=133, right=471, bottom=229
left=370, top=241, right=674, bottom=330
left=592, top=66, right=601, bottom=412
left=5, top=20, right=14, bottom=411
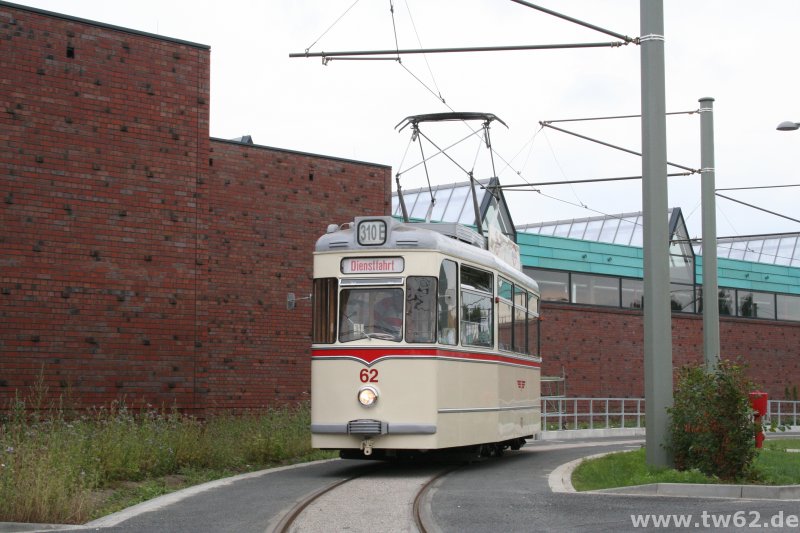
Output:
left=667, top=360, right=756, bottom=481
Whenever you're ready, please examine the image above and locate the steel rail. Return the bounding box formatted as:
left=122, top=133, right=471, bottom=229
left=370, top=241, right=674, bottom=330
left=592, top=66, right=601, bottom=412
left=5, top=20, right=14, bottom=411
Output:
left=273, top=476, right=357, bottom=533
left=413, top=466, right=462, bottom=533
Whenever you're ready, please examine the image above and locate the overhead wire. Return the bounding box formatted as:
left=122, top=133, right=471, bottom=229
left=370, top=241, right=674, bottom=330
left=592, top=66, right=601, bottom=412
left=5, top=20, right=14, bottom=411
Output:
left=716, top=184, right=800, bottom=192
left=389, top=0, right=401, bottom=62
left=304, top=0, right=362, bottom=54
left=715, top=193, right=800, bottom=225
left=403, top=0, right=445, bottom=104
left=302, top=1, right=795, bottom=257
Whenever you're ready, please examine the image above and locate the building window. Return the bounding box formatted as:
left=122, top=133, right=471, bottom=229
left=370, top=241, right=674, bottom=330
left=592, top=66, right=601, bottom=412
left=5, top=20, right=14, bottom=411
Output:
left=524, top=268, right=568, bottom=302
left=670, top=283, right=695, bottom=313
left=572, top=273, right=620, bottom=307
left=737, top=290, right=776, bottom=319
left=718, top=288, right=735, bottom=316
left=522, top=265, right=800, bottom=325
left=777, top=294, right=800, bottom=321
left=622, top=279, right=644, bottom=309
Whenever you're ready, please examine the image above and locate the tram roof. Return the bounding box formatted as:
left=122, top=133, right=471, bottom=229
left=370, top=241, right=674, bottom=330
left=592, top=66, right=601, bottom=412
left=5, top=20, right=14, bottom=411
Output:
left=315, top=217, right=539, bottom=293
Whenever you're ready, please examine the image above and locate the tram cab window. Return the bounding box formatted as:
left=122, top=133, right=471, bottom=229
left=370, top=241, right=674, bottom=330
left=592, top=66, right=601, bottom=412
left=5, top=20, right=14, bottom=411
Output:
left=460, top=265, right=493, bottom=348
left=438, top=260, right=458, bottom=345
left=312, top=278, right=338, bottom=344
left=339, top=288, right=403, bottom=342
left=406, top=277, right=437, bottom=343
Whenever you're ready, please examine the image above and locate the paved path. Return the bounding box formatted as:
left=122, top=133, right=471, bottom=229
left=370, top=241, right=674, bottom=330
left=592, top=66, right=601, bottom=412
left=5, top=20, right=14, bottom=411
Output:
left=4, top=436, right=800, bottom=532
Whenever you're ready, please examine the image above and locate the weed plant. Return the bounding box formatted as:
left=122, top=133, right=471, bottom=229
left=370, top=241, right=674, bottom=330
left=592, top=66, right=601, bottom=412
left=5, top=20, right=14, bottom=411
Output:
left=0, top=393, right=325, bottom=524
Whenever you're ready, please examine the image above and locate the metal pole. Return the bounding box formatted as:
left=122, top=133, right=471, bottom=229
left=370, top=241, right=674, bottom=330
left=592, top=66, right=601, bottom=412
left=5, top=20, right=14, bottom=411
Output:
left=289, top=41, right=626, bottom=60
left=640, top=0, right=672, bottom=468
left=699, top=97, right=720, bottom=371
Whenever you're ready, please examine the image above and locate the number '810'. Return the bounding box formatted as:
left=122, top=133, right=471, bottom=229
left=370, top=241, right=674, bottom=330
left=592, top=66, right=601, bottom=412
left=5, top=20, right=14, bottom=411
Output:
left=360, top=369, right=379, bottom=383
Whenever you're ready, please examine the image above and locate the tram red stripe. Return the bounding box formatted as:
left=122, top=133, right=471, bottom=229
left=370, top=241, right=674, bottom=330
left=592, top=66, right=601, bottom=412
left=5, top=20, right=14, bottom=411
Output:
left=311, top=347, right=540, bottom=368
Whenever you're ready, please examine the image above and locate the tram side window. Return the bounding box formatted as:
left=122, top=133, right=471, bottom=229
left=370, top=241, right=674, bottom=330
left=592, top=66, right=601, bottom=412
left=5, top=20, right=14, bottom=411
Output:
left=312, top=278, right=338, bottom=344
left=406, top=277, right=437, bottom=343
left=498, top=278, right=513, bottom=351
left=461, top=265, right=493, bottom=348
left=528, top=293, right=540, bottom=356
left=499, top=279, right=533, bottom=355
left=513, top=285, right=528, bottom=354
left=438, top=260, right=458, bottom=345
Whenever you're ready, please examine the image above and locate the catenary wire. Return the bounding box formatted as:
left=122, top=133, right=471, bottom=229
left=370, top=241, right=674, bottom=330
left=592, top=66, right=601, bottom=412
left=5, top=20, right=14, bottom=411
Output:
left=304, top=0, right=362, bottom=54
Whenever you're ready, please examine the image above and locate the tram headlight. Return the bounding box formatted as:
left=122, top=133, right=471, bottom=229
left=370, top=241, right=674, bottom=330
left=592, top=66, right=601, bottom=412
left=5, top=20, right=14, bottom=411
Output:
left=357, top=386, right=379, bottom=407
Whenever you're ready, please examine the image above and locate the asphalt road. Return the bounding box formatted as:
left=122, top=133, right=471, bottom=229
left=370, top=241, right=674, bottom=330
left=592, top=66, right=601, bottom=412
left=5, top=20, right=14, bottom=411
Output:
left=6, top=437, right=800, bottom=532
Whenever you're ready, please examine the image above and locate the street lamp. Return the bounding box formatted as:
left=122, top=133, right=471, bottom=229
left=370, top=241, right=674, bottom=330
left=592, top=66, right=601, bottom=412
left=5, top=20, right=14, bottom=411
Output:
left=777, top=121, right=800, bottom=131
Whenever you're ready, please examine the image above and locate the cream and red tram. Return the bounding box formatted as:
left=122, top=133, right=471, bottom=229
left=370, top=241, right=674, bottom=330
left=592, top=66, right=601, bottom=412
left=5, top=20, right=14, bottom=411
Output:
left=311, top=216, right=541, bottom=458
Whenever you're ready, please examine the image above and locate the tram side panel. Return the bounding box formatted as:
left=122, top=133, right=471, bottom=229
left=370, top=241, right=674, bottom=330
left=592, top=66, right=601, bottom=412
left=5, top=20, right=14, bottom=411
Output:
left=497, top=363, right=541, bottom=440
left=435, top=357, right=500, bottom=449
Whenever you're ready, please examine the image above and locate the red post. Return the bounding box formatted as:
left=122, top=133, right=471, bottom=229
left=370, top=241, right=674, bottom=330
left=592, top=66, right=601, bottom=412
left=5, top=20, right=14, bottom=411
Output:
left=749, top=391, right=768, bottom=448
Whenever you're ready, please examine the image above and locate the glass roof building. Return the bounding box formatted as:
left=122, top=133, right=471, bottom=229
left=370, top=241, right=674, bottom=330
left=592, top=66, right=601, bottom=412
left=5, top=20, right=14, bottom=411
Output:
left=392, top=186, right=800, bottom=322
left=698, top=235, right=800, bottom=267
left=517, top=211, right=647, bottom=248
left=391, top=177, right=517, bottom=241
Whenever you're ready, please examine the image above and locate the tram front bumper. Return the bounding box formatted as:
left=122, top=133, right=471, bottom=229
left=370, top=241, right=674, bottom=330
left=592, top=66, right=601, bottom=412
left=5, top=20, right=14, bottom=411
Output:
left=311, top=420, right=437, bottom=436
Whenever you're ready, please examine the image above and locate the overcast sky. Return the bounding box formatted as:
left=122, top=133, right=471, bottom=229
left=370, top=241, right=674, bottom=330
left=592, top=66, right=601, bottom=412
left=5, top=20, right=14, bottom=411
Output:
left=13, top=0, right=800, bottom=239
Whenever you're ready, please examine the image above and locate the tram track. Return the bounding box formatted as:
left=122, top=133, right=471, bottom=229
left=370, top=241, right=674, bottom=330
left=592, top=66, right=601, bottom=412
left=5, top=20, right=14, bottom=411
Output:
left=271, top=462, right=461, bottom=533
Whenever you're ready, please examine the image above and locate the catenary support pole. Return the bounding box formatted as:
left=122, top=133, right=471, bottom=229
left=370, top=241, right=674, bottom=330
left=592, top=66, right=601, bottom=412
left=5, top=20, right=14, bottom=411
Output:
left=699, top=97, right=720, bottom=371
left=640, top=0, right=673, bottom=468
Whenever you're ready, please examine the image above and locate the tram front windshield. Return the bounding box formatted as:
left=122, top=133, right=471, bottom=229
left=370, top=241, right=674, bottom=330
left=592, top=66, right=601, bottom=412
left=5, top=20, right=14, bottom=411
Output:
left=339, top=288, right=403, bottom=342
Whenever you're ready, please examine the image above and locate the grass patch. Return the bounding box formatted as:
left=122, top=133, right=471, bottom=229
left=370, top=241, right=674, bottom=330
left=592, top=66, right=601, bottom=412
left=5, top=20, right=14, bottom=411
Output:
left=572, top=440, right=800, bottom=491
left=0, top=396, right=335, bottom=524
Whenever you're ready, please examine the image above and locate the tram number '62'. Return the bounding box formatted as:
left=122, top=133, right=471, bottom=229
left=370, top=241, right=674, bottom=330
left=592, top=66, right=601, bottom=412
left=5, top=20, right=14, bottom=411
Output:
left=360, top=369, right=379, bottom=383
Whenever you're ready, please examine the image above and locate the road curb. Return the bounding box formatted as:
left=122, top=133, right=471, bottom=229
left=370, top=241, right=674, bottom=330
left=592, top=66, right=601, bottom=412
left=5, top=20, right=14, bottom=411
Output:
left=595, top=482, right=800, bottom=500
left=548, top=448, right=800, bottom=501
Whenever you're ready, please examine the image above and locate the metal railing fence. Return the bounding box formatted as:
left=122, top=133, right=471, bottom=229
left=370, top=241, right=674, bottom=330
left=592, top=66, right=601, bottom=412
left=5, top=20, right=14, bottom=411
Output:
left=541, top=397, right=645, bottom=431
left=540, top=398, right=800, bottom=431
left=767, top=400, right=800, bottom=428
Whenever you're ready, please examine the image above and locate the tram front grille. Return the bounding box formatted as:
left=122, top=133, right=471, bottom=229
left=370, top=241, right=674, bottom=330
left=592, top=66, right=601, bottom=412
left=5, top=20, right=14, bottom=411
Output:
left=347, top=419, right=388, bottom=436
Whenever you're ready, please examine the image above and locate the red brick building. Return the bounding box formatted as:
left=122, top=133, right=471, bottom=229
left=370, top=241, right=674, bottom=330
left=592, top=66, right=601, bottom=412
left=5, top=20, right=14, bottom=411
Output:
left=540, top=305, right=800, bottom=399
left=3, top=2, right=798, bottom=413
left=0, top=2, right=390, bottom=412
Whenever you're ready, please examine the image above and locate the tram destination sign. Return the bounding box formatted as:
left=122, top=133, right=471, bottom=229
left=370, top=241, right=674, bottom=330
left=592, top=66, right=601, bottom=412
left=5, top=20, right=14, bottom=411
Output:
left=357, top=219, right=387, bottom=246
left=341, top=257, right=404, bottom=274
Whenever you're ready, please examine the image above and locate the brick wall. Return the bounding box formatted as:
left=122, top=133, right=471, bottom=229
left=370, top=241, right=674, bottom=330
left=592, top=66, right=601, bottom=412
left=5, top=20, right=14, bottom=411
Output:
left=0, top=4, right=210, bottom=410
left=0, top=3, right=391, bottom=412
left=541, top=303, right=800, bottom=399
left=202, top=141, right=391, bottom=410
left=6, top=3, right=795, bottom=413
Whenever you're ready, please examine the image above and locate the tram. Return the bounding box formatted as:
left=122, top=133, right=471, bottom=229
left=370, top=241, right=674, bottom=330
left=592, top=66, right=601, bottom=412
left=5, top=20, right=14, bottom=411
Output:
left=310, top=215, right=541, bottom=458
